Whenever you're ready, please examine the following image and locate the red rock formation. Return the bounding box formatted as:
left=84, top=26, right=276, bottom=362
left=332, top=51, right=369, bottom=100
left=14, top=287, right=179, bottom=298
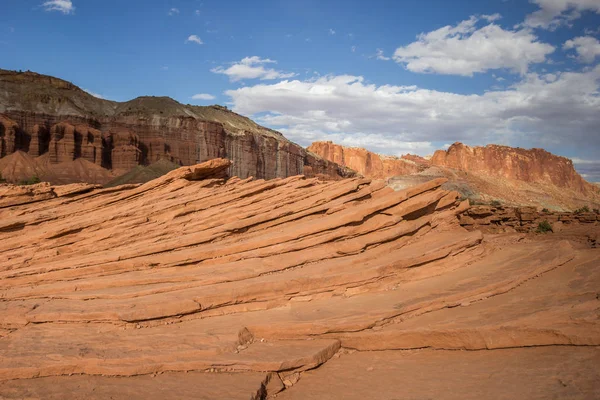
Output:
left=0, top=70, right=354, bottom=183
left=459, top=204, right=599, bottom=237
left=1, top=163, right=598, bottom=398
left=431, top=142, right=594, bottom=194
left=0, top=115, right=18, bottom=157
left=28, top=124, right=50, bottom=157
left=110, top=129, right=142, bottom=171
left=308, top=141, right=426, bottom=179
left=76, top=124, right=103, bottom=166
left=48, top=122, right=76, bottom=163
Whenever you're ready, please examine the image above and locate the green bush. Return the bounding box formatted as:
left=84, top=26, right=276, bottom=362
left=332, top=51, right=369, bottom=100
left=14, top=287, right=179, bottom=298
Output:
left=536, top=220, right=553, bottom=233
left=541, top=208, right=550, bottom=213
left=18, top=175, right=41, bottom=185
left=574, top=206, right=590, bottom=214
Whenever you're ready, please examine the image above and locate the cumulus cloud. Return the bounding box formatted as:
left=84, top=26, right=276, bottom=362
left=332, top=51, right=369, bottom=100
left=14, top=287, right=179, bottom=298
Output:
left=224, top=66, right=600, bottom=159
left=564, top=36, right=600, bottom=63
left=329, top=28, right=336, bottom=35
left=211, top=56, right=296, bottom=82
left=392, top=15, right=555, bottom=76
left=42, top=0, right=74, bottom=14
left=168, top=8, right=179, bottom=16
left=525, top=0, right=600, bottom=29
left=191, top=93, right=215, bottom=100
left=186, top=35, right=203, bottom=45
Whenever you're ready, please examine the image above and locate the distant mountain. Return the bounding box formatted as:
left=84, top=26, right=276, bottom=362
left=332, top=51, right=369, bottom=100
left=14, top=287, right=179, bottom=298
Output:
left=310, top=141, right=600, bottom=211
left=0, top=69, right=354, bottom=185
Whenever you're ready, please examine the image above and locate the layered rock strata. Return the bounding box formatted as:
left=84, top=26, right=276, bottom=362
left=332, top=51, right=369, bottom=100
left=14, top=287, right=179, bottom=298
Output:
left=432, top=142, right=595, bottom=194
left=1, top=159, right=598, bottom=398
left=0, top=70, right=353, bottom=183
left=308, top=141, right=427, bottom=179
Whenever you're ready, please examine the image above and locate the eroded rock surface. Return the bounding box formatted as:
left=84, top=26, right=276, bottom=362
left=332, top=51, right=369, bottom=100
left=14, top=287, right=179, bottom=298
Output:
left=432, top=142, right=596, bottom=195
left=0, top=69, right=354, bottom=184
left=308, top=141, right=427, bottom=179
left=0, top=159, right=598, bottom=399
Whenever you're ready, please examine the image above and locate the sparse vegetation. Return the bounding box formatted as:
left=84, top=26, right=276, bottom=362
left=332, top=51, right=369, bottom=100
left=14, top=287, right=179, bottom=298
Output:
left=469, top=198, right=484, bottom=206
left=536, top=220, right=553, bottom=233
left=0, top=172, right=5, bottom=183
left=594, top=208, right=599, bottom=214
left=490, top=200, right=501, bottom=207
left=574, top=206, right=590, bottom=214
left=542, top=208, right=550, bottom=213
left=18, top=175, right=41, bottom=186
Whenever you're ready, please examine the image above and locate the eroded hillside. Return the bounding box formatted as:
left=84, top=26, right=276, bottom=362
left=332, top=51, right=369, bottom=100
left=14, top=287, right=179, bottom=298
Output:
left=0, top=69, right=354, bottom=184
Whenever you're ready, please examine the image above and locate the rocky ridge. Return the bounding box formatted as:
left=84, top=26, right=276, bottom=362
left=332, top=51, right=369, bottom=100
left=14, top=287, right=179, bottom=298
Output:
left=308, top=140, right=428, bottom=179
left=0, top=69, right=354, bottom=184
left=432, top=142, right=595, bottom=195
left=311, top=140, right=600, bottom=211
left=0, top=160, right=598, bottom=398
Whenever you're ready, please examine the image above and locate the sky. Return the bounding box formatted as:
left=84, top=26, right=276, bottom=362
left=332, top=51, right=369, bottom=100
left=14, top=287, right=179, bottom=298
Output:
left=1, top=0, right=600, bottom=181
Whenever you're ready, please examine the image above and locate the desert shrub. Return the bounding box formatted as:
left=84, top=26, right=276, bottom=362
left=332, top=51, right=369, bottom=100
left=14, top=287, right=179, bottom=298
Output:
left=536, top=220, right=553, bottom=233
left=490, top=200, right=501, bottom=207
left=574, top=206, right=590, bottom=214
left=0, top=172, right=5, bottom=183
left=19, top=175, right=41, bottom=185
left=594, top=208, right=599, bottom=214
left=541, top=208, right=550, bottom=213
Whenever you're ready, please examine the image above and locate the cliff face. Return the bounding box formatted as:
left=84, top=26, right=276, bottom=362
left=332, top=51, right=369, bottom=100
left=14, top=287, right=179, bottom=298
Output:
left=308, top=141, right=427, bottom=179
left=431, top=142, right=594, bottom=195
left=0, top=70, right=353, bottom=183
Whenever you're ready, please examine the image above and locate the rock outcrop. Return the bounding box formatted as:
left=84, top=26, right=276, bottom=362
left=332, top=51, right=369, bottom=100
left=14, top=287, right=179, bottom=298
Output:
left=1, top=160, right=598, bottom=398
left=0, top=114, right=18, bottom=157
left=460, top=204, right=599, bottom=239
left=432, top=142, right=594, bottom=195
left=0, top=69, right=354, bottom=184
left=308, top=141, right=427, bottom=179
left=311, top=140, right=600, bottom=211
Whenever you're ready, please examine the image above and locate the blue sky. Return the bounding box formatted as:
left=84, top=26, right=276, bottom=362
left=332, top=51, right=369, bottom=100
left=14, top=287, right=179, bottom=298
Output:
left=1, top=0, right=600, bottom=181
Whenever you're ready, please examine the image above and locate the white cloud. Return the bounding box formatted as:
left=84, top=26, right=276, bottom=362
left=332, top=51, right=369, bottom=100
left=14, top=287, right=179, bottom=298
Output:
left=525, top=0, right=600, bottom=29
left=564, top=36, right=600, bottom=63
left=191, top=93, right=215, bottom=100
left=224, top=66, right=600, bottom=159
left=186, top=35, right=203, bottom=45
left=572, top=158, right=600, bottom=182
left=375, top=49, right=390, bottom=61
left=42, top=0, right=74, bottom=14
left=351, top=46, right=356, bottom=53
left=83, top=89, right=104, bottom=99
left=168, top=8, right=179, bottom=16
left=393, top=15, right=555, bottom=76
left=482, top=13, right=502, bottom=22
left=195, top=9, right=201, bottom=15
left=329, top=28, right=336, bottom=35
left=211, top=56, right=296, bottom=82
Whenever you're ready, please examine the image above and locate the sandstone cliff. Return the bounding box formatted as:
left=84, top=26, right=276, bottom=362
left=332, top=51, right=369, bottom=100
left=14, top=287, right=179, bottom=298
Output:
left=312, top=140, right=599, bottom=211
left=308, top=141, right=427, bottom=179
left=0, top=69, right=354, bottom=183
left=431, top=142, right=594, bottom=195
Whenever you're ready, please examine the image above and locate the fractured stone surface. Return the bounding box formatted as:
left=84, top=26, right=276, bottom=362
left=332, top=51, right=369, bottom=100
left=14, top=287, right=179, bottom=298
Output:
left=0, top=158, right=598, bottom=398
